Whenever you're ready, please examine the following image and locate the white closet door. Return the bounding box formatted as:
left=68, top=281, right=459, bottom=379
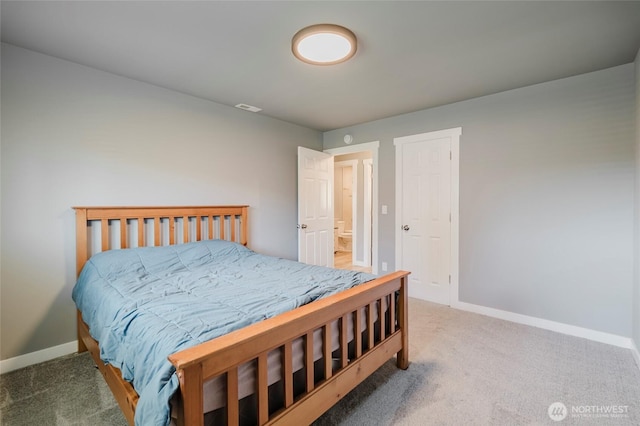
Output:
left=396, top=133, right=452, bottom=304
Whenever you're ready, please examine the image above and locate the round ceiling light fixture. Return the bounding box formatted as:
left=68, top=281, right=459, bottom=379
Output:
left=292, top=24, right=357, bottom=65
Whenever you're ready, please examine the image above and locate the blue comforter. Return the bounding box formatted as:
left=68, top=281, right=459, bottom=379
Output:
left=72, top=240, right=375, bottom=425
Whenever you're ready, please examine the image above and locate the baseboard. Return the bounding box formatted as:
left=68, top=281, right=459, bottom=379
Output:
left=452, top=300, right=634, bottom=349
left=0, top=341, right=77, bottom=374
left=3, top=316, right=638, bottom=374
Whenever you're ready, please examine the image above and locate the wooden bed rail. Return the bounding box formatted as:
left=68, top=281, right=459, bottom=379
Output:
left=74, top=205, right=248, bottom=277
left=169, top=270, right=410, bottom=426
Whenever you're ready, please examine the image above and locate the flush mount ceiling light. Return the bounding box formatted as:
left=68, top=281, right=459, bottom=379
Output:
left=292, top=24, right=357, bottom=65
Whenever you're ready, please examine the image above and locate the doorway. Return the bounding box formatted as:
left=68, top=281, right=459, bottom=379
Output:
left=325, top=141, right=379, bottom=274
left=333, top=156, right=370, bottom=273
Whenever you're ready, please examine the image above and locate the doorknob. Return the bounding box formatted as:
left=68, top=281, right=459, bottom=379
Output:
left=402, top=225, right=410, bottom=231
left=298, top=224, right=308, bottom=229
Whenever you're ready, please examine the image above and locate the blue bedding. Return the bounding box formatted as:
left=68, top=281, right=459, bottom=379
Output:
left=72, top=240, right=375, bottom=426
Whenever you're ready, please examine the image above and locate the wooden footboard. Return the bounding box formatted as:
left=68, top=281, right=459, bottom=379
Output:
left=169, top=270, right=409, bottom=426
left=74, top=206, right=409, bottom=425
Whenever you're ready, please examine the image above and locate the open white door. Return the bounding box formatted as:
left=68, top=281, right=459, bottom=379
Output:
left=298, top=147, right=334, bottom=266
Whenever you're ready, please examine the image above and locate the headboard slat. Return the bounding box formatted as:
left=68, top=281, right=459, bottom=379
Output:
left=120, top=219, right=128, bottom=249
left=137, top=217, right=144, bottom=247
left=169, top=217, right=176, bottom=245
left=183, top=216, right=189, bottom=243
left=154, top=217, right=161, bottom=247
left=101, top=220, right=109, bottom=252
left=208, top=216, right=214, bottom=240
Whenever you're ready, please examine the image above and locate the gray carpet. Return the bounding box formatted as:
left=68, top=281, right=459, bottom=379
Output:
left=2, top=299, right=640, bottom=425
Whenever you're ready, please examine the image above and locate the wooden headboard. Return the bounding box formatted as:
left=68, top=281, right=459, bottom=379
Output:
left=73, top=205, right=249, bottom=276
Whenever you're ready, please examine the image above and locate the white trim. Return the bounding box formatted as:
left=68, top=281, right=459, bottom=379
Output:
left=453, top=300, right=635, bottom=349
left=363, top=158, right=373, bottom=268
left=450, top=131, right=460, bottom=306
left=325, top=141, right=379, bottom=274
left=0, top=341, right=77, bottom=374
left=394, top=127, right=461, bottom=305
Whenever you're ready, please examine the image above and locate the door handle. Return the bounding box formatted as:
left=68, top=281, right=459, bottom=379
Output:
left=402, top=225, right=410, bottom=231
left=298, top=224, right=308, bottom=229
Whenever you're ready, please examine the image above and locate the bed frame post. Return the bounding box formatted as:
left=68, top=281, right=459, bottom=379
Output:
left=397, top=274, right=409, bottom=370
left=75, top=207, right=88, bottom=278
left=241, top=206, right=248, bottom=246
left=176, top=365, right=204, bottom=426
left=74, top=207, right=89, bottom=353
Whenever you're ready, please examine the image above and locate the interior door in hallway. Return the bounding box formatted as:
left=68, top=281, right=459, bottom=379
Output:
left=297, top=146, right=334, bottom=267
left=396, top=132, right=452, bottom=304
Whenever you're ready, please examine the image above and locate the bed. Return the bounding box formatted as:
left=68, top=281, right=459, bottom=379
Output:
left=73, top=205, right=409, bottom=425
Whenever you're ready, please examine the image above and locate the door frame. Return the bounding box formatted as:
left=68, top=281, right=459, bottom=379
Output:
left=394, top=128, right=461, bottom=305
left=325, top=141, right=379, bottom=274
left=363, top=158, right=373, bottom=268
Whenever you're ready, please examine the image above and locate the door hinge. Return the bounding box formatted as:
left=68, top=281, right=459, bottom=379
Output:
left=449, top=275, right=451, bottom=284
left=450, top=151, right=452, bottom=160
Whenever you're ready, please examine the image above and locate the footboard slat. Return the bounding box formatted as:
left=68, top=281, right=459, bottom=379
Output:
left=305, top=331, right=314, bottom=392
left=340, top=315, right=348, bottom=368
left=390, top=294, right=396, bottom=333
left=226, top=368, right=239, bottom=424
left=283, top=342, right=294, bottom=408
left=323, top=324, right=332, bottom=380
left=257, top=353, right=269, bottom=424
left=379, top=299, right=386, bottom=340
left=355, top=308, right=363, bottom=358
left=367, top=302, right=375, bottom=350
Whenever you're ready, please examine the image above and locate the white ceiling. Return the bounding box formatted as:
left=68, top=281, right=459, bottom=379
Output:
left=2, top=1, right=640, bottom=131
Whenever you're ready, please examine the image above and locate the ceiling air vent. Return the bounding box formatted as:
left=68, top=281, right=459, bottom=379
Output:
left=235, top=103, right=262, bottom=113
